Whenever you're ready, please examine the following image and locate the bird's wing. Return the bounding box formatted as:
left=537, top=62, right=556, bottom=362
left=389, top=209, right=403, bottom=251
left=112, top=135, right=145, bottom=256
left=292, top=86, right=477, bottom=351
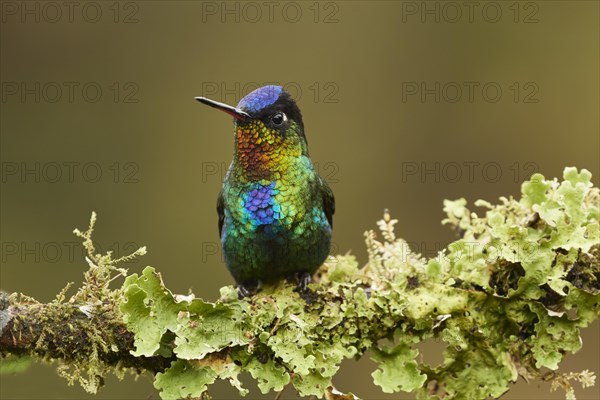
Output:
left=319, top=176, right=335, bottom=228
left=217, top=189, right=225, bottom=238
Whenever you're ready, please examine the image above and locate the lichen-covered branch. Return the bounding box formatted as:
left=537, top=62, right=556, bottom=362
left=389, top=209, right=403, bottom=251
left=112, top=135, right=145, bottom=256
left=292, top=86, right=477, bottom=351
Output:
left=0, top=214, right=172, bottom=392
left=0, top=294, right=174, bottom=374
left=1, top=167, right=599, bottom=400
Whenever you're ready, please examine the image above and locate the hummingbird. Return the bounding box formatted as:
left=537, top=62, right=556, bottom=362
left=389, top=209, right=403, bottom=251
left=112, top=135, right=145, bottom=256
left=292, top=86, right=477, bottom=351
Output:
left=195, top=85, right=335, bottom=298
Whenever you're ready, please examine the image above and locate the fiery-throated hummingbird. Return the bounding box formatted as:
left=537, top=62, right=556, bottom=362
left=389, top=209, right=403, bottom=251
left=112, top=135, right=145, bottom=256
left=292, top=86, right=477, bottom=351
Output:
left=196, top=85, right=334, bottom=298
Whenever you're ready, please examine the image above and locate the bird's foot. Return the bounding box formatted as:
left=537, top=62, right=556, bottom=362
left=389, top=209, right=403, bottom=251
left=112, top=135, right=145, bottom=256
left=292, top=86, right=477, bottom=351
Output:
left=237, top=285, right=252, bottom=299
left=294, top=272, right=318, bottom=305
left=294, top=272, right=312, bottom=293
left=237, top=281, right=260, bottom=299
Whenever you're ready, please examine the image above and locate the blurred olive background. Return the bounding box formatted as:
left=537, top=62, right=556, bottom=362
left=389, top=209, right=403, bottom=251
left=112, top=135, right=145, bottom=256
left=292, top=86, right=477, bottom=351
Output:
left=1, top=1, right=598, bottom=399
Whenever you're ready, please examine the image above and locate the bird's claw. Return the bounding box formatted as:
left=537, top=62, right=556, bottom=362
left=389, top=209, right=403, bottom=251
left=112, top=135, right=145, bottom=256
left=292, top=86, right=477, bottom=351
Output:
left=295, top=272, right=312, bottom=292
left=237, top=281, right=261, bottom=299
left=237, top=284, right=252, bottom=299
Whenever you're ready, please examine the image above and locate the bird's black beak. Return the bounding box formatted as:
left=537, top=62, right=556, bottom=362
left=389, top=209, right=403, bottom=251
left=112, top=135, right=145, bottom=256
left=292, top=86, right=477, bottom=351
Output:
left=195, top=97, right=250, bottom=121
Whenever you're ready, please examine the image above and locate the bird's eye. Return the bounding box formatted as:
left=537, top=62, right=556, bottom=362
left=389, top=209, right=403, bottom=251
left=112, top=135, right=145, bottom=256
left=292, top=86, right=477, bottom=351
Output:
left=271, top=112, right=287, bottom=126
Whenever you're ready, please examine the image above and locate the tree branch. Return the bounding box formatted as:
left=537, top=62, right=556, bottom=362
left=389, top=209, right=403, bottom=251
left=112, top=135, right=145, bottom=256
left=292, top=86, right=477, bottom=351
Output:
left=1, top=168, right=599, bottom=400
left=0, top=294, right=173, bottom=374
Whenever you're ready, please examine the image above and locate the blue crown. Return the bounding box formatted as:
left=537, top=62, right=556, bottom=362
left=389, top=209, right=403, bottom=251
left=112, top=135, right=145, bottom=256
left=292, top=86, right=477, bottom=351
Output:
left=237, top=85, right=283, bottom=113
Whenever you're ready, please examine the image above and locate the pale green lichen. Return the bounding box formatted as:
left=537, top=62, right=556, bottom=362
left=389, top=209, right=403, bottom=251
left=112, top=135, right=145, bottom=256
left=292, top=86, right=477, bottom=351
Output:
left=2, top=168, right=598, bottom=400
left=371, top=332, right=427, bottom=393
left=117, top=167, right=599, bottom=400
left=2, top=213, right=149, bottom=394
left=47, top=213, right=146, bottom=393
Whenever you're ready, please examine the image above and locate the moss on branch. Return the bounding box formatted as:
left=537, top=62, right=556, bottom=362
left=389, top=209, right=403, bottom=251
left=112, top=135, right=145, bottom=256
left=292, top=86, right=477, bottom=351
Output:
left=0, top=293, right=174, bottom=373
left=1, top=167, right=599, bottom=400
